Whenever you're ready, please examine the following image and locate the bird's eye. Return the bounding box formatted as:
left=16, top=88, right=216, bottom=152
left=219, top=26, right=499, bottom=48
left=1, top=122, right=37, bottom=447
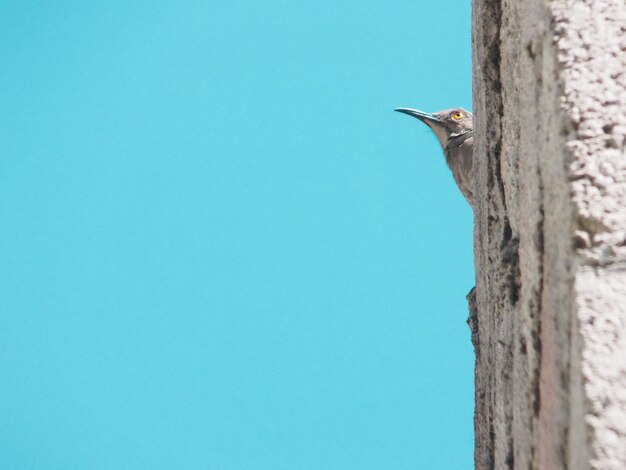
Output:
left=452, top=112, right=464, bottom=120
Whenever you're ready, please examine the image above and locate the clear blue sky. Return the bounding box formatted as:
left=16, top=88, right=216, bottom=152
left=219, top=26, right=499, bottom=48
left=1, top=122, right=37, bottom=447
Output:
left=0, top=2, right=474, bottom=469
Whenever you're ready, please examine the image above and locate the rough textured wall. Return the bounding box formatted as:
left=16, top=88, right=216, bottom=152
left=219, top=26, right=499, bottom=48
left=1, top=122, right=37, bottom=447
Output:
left=471, top=0, right=626, bottom=469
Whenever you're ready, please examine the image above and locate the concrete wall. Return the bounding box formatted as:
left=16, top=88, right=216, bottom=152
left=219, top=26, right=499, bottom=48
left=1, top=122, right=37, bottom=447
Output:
left=471, top=0, right=626, bottom=468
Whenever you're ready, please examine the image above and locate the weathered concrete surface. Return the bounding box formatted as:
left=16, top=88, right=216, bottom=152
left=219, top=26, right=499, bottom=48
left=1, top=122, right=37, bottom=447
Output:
left=471, top=0, right=626, bottom=468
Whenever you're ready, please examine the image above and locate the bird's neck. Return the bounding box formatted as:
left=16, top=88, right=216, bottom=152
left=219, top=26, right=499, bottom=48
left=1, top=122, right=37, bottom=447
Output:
left=445, top=130, right=473, bottom=152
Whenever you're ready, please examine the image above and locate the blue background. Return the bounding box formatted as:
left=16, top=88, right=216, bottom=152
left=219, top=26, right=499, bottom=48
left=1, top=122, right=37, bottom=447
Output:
left=0, top=2, right=474, bottom=469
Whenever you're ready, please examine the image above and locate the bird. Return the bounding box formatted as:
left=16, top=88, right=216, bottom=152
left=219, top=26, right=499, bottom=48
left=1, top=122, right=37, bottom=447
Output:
left=395, top=107, right=474, bottom=207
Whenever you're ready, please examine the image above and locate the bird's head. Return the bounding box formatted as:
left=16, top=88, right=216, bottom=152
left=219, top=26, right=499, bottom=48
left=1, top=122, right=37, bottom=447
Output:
left=395, top=107, right=473, bottom=149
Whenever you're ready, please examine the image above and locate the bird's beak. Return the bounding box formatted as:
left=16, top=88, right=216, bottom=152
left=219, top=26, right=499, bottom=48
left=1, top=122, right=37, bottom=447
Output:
left=394, top=108, right=442, bottom=124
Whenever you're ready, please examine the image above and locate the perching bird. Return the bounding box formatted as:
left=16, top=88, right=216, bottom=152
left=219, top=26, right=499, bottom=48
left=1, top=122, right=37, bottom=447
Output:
left=395, top=107, right=474, bottom=207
